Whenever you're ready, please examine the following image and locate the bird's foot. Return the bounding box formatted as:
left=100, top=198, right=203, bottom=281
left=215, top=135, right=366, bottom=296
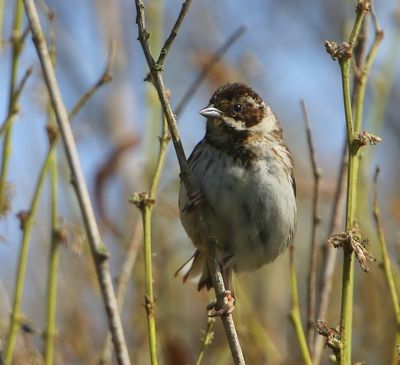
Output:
left=207, top=290, right=235, bottom=317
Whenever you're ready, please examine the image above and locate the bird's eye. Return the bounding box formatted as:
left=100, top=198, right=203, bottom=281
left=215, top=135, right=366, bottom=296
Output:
left=233, top=104, right=242, bottom=112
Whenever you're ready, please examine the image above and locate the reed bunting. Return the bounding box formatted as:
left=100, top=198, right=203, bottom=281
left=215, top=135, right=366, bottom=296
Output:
left=178, top=83, right=297, bottom=314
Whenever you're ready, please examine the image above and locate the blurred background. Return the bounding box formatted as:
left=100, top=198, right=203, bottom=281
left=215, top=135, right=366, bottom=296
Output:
left=0, top=0, right=399, bottom=364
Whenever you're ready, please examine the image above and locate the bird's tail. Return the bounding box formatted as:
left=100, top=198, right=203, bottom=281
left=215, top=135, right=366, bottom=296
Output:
left=175, top=249, right=212, bottom=291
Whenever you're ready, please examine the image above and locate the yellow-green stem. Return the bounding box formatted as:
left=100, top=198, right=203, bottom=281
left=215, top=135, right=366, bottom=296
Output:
left=141, top=204, right=158, bottom=365
left=339, top=54, right=359, bottom=365
left=141, top=117, right=169, bottom=365
left=44, top=147, right=60, bottom=365
left=289, top=248, right=312, bottom=365
left=0, top=0, right=24, bottom=214
left=5, top=143, right=55, bottom=365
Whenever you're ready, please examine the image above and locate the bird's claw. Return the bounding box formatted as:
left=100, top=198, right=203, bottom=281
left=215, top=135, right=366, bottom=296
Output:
left=207, top=290, right=235, bottom=317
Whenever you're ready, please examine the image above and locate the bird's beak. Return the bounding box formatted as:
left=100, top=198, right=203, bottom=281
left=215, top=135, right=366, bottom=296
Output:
left=199, top=105, right=222, bottom=118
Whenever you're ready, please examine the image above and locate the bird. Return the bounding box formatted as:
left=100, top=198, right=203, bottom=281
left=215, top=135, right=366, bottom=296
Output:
left=178, top=82, right=297, bottom=315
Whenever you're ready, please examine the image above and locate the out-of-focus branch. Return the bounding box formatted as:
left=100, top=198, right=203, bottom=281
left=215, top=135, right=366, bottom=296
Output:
left=301, top=100, right=322, bottom=352
left=289, top=246, right=312, bottom=365
left=174, top=25, right=246, bottom=116
left=134, top=1, right=246, bottom=364
left=373, top=167, right=400, bottom=365
left=313, top=143, right=347, bottom=365
left=156, top=0, right=192, bottom=67
left=194, top=316, right=215, bottom=365
left=0, top=0, right=24, bottom=216
left=23, top=1, right=131, bottom=364
left=69, top=43, right=115, bottom=120
left=4, top=132, right=56, bottom=365
left=0, top=66, right=32, bottom=137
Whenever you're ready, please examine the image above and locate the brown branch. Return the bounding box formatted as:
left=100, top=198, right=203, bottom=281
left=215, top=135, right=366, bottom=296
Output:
left=99, top=219, right=143, bottom=365
left=301, top=100, right=322, bottom=354
left=313, top=142, right=347, bottom=364
left=156, top=0, right=192, bottom=67
left=174, top=25, right=246, bottom=116
left=22, top=1, right=131, bottom=364
left=134, top=1, right=246, bottom=364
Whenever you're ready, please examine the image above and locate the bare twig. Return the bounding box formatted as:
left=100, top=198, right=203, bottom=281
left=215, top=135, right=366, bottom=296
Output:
left=373, top=167, right=400, bottom=363
left=69, top=42, right=115, bottom=121
left=99, top=220, right=143, bottom=365
left=289, top=246, right=312, bottom=365
left=23, top=1, right=131, bottom=364
left=156, top=0, right=192, bottom=67
left=301, top=100, right=322, bottom=352
left=174, top=25, right=246, bottom=116
left=134, top=1, right=246, bottom=363
left=313, top=143, right=347, bottom=364
left=0, top=66, right=32, bottom=137
left=194, top=316, right=216, bottom=365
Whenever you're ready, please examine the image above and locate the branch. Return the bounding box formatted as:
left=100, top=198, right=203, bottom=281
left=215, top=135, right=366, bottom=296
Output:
left=134, top=1, right=246, bottom=364
left=156, top=0, right=192, bottom=67
left=313, top=143, right=347, bottom=364
left=289, top=246, right=312, bottom=365
left=373, top=167, right=400, bottom=361
left=174, top=25, right=246, bottom=116
left=301, top=100, right=322, bottom=353
left=22, top=1, right=131, bottom=364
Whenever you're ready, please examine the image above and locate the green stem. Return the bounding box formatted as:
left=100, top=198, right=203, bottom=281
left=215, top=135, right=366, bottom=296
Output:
left=0, top=0, right=24, bottom=215
left=5, top=142, right=56, bottom=365
left=339, top=55, right=359, bottom=365
left=289, top=248, right=312, bottom=365
left=141, top=204, right=158, bottom=365
left=143, top=116, right=169, bottom=365
left=44, top=147, right=60, bottom=365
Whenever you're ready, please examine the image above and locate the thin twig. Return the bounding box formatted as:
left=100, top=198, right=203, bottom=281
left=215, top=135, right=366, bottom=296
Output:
left=0, top=66, right=33, bottom=137
left=174, top=25, right=246, bottom=116
left=99, top=220, right=143, bottom=365
left=313, top=142, right=347, bottom=364
left=301, top=100, right=322, bottom=353
left=134, top=1, right=246, bottom=364
left=0, top=0, right=24, bottom=216
left=69, top=42, right=115, bottom=121
left=23, top=1, right=131, bottom=364
left=194, top=316, right=216, bottom=365
left=156, top=0, right=192, bottom=67
left=5, top=136, right=57, bottom=365
left=289, top=246, right=312, bottom=365
left=373, top=167, right=400, bottom=363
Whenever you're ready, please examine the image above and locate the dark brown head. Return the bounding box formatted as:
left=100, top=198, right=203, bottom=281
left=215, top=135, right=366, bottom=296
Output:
left=200, top=83, right=267, bottom=130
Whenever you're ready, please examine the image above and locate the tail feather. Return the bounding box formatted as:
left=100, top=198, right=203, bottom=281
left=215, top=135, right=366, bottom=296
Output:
left=175, top=249, right=212, bottom=290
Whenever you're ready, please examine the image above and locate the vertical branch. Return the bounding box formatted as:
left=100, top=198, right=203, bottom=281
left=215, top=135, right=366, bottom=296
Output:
left=5, top=135, right=56, bottom=365
left=23, top=1, right=131, bottom=364
left=134, top=1, right=246, bottom=364
left=44, top=127, right=60, bottom=365
left=0, top=0, right=24, bottom=215
left=130, top=115, right=170, bottom=365
left=373, top=167, right=400, bottom=364
left=289, top=247, right=312, bottom=365
left=301, top=101, right=322, bottom=352
left=194, top=317, right=216, bottom=365
left=99, top=220, right=143, bottom=365
left=323, top=2, right=383, bottom=364
left=313, top=143, right=347, bottom=364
